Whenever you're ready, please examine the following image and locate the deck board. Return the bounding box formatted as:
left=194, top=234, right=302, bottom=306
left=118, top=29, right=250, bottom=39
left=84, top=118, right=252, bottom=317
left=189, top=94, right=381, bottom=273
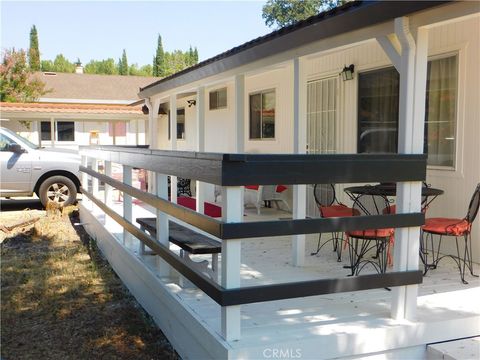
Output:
left=80, top=196, right=480, bottom=358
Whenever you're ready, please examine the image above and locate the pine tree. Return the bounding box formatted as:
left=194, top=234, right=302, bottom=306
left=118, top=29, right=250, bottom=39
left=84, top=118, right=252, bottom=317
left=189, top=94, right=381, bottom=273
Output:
left=28, top=25, right=40, bottom=71
left=153, top=34, right=165, bottom=77
left=119, top=49, right=128, bottom=75
left=193, top=47, right=199, bottom=64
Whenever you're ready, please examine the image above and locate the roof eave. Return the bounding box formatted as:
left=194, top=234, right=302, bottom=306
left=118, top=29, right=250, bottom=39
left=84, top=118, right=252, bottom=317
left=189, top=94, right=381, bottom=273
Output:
left=138, top=1, right=451, bottom=99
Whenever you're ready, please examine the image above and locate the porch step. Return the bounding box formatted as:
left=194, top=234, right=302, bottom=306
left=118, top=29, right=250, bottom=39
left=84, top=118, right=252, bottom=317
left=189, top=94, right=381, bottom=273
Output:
left=427, top=337, right=479, bottom=360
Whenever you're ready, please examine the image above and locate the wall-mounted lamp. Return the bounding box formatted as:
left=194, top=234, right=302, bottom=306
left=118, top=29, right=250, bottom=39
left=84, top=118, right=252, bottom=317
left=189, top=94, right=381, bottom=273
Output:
left=187, top=99, right=196, bottom=107
left=340, top=64, right=355, bottom=81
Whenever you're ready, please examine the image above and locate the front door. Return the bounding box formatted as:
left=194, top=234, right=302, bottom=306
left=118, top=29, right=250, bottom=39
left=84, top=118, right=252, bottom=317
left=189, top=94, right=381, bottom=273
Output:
left=306, top=77, right=338, bottom=217
left=0, top=133, right=32, bottom=194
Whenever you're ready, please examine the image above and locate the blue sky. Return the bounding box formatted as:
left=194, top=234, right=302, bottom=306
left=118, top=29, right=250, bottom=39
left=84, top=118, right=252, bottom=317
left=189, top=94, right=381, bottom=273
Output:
left=1, top=1, right=271, bottom=67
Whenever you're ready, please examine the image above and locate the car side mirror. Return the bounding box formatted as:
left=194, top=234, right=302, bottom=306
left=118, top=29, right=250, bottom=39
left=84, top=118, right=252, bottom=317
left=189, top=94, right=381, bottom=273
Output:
left=8, top=144, right=25, bottom=153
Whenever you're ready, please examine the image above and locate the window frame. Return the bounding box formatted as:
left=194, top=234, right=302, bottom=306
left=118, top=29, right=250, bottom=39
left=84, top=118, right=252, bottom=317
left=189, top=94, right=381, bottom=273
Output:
left=249, top=88, right=276, bottom=141
left=355, top=52, right=459, bottom=169
left=209, top=87, right=227, bottom=110
left=40, top=120, right=75, bottom=142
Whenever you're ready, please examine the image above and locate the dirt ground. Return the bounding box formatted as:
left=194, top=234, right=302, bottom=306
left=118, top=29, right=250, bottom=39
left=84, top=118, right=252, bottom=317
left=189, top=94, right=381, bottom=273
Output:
left=1, top=205, right=179, bottom=360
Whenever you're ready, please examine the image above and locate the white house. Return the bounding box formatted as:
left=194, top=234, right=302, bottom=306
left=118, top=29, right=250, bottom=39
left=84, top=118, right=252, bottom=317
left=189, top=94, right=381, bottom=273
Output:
left=139, top=1, right=480, bottom=263
left=78, top=2, right=480, bottom=359
left=0, top=71, right=158, bottom=149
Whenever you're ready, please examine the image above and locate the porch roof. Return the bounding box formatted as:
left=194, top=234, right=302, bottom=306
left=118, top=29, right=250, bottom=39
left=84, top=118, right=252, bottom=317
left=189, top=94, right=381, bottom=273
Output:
left=0, top=101, right=144, bottom=115
left=138, top=0, right=450, bottom=98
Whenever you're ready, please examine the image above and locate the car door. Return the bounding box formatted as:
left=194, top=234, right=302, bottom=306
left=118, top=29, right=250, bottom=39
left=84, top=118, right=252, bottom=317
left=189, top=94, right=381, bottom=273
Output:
left=0, top=133, right=32, bottom=194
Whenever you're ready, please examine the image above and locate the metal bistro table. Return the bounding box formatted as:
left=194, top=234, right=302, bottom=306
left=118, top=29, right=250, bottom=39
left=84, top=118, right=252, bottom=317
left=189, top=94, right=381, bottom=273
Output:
left=344, top=183, right=444, bottom=210
left=343, top=183, right=444, bottom=276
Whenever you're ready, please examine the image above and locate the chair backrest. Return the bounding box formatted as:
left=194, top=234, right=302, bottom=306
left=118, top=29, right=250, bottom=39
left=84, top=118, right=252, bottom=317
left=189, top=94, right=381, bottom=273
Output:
left=352, top=191, right=390, bottom=217
left=313, top=184, right=335, bottom=208
left=465, top=183, right=480, bottom=223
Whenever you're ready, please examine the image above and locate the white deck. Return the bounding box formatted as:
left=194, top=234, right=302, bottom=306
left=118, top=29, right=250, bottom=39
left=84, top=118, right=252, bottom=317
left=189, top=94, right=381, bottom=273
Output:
left=80, top=196, right=480, bottom=359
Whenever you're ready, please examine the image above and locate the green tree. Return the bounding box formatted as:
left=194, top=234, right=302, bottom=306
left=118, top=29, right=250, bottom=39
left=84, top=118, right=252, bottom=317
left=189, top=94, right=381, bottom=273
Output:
left=1, top=48, right=48, bottom=102
left=84, top=58, right=118, bottom=75
left=118, top=49, right=129, bottom=75
left=262, top=0, right=347, bottom=28
left=153, top=34, right=165, bottom=77
left=52, top=54, right=75, bottom=73
left=28, top=25, right=41, bottom=71
left=193, top=47, right=199, bottom=64
left=129, top=63, right=153, bottom=77
left=40, top=59, right=54, bottom=72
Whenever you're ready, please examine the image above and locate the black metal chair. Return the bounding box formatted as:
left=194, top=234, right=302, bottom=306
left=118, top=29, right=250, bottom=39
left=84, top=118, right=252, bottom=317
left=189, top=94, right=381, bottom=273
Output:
left=177, top=177, right=192, bottom=197
left=345, top=190, right=394, bottom=276
left=421, top=183, right=480, bottom=284
left=311, top=184, right=354, bottom=261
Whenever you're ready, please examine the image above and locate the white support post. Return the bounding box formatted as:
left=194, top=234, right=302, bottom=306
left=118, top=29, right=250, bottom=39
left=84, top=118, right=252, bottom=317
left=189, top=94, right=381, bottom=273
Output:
left=377, top=34, right=402, bottom=72
left=50, top=117, right=55, bottom=148
left=123, top=165, right=133, bottom=246
left=235, top=74, right=245, bottom=153
left=221, top=186, right=242, bottom=341
left=292, top=57, right=307, bottom=266
left=170, top=94, right=178, bottom=204
left=391, top=17, right=426, bottom=321
left=147, top=98, right=160, bottom=194
left=196, top=86, right=206, bottom=214
left=31, top=120, right=40, bottom=147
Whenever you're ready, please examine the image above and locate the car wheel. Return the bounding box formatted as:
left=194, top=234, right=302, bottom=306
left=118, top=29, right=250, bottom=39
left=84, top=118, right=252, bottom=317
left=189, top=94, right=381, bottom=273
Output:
left=39, top=176, right=77, bottom=207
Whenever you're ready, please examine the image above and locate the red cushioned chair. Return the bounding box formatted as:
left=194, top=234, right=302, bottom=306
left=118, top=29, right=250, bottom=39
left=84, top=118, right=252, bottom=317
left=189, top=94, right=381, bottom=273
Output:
left=311, top=184, right=354, bottom=261
left=345, top=191, right=394, bottom=276
left=421, top=183, right=480, bottom=284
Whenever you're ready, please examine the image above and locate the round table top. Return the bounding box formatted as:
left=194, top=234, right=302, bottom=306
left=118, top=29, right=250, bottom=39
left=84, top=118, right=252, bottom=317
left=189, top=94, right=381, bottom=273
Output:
left=344, top=183, right=444, bottom=197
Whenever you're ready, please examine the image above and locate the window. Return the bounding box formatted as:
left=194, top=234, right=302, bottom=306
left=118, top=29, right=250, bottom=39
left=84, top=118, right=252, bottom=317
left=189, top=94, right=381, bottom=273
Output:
left=57, top=121, right=75, bottom=141
left=425, top=56, right=458, bottom=167
left=249, top=90, right=275, bottom=139
left=41, top=121, right=51, bottom=141
left=0, top=133, right=15, bottom=152
left=357, top=55, right=458, bottom=167
left=209, top=87, right=227, bottom=110
left=357, top=68, right=399, bottom=154
left=177, top=108, right=185, bottom=140
left=40, top=121, right=75, bottom=142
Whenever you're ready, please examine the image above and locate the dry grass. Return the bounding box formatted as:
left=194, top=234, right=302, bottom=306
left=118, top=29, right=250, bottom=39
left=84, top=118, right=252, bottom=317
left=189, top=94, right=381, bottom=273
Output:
left=1, top=206, right=178, bottom=359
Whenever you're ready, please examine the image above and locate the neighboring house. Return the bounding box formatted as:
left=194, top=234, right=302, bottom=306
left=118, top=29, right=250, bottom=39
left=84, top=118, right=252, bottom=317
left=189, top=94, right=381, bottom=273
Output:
left=139, top=2, right=480, bottom=262
left=0, top=69, right=159, bottom=149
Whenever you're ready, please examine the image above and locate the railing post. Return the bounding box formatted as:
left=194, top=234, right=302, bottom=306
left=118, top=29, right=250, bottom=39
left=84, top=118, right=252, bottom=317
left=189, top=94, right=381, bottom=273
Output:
left=103, top=160, right=112, bottom=227
left=123, top=165, right=133, bottom=246
left=221, top=186, right=242, bottom=341
left=104, top=160, right=112, bottom=205
left=81, top=155, right=89, bottom=208
left=92, top=158, right=99, bottom=197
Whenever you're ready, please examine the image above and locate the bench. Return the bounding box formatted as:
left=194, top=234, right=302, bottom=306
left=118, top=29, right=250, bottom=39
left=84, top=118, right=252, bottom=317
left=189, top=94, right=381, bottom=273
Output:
left=136, top=217, right=221, bottom=280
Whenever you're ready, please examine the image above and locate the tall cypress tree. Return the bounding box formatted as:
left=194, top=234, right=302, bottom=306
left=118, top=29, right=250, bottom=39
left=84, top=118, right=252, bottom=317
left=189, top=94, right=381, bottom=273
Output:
left=193, top=47, right=199, bottom=64
left=153, top=34, right=165, bottom=77
left=28, top=25, right=40, bottom=71
left=119, top=49, right=128, bottom=75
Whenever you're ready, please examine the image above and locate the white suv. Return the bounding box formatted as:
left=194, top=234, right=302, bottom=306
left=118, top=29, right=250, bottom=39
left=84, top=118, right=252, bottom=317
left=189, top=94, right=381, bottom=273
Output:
left=0, top=127, right=81, bottom=207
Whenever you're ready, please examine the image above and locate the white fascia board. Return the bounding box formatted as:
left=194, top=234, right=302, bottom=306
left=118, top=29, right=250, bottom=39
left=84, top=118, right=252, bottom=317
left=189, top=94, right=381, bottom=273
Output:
left=37, top=98, right=136, bottom=105
left=0, top=111, right=146, bottom=121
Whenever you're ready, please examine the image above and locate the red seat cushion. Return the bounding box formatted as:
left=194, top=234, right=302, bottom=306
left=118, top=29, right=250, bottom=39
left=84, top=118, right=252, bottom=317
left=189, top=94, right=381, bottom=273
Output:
left=347, top=228, right=394, bottom=239
left=422, top=217, right=470, bottom=236
left=320, top=204, right=354, bottom=218
left=177, top=196, right=222, bottom=218
left=276, top=185, right=288, bottom=193
left=245, top=185, right=259, bottom=190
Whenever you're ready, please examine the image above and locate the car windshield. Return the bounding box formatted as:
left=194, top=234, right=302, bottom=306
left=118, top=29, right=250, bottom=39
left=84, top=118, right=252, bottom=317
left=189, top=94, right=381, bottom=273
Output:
left=1, top=127, right=40, bottom=149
